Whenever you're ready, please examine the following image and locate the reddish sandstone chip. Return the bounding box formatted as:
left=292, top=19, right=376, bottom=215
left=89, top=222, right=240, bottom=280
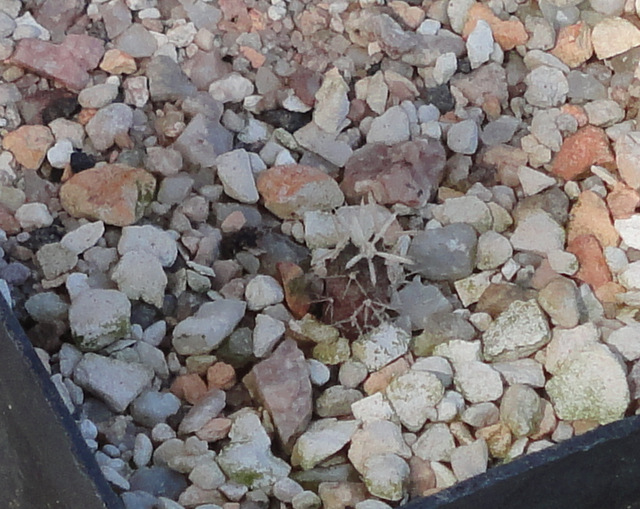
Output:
left=550, top=126, right=614, bottom=181
left=567, top=234, right=612, bottom=289
left=277, top=261, right=311, bottom=319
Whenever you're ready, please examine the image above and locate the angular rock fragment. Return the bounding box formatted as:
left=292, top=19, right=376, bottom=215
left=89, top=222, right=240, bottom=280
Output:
left=60, top=164, right=156, bottom=227
left=174, top=114, right=233, bottom=166
left=244, top=339, right=312, bottom=450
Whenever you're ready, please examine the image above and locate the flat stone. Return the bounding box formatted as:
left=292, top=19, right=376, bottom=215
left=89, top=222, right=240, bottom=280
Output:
left=481, top=116, right=520, bottom=147
left=314, top=68, right=350, bottom=134
left=341, top=139, right=446, bottom=207
left=592, top=17, right=640, bottom=60
left=244, top=339, right=312, bottom=450
left=547, top=344, right=630, bottom=424
left=409, top=223, right=477, bottom=281
left=172, top=299, right=246, bottom=355
left=483, top=299, right=550, bottom=362
left=69, top=289, right=131, bottom=351
left=367, top=106, right=410, bottom=145
left=385, top=370, right=444, bottom=432
left=352, top=323, right=410, bottom=372
left=412, top=313, right=476, bottom=357
left=147, top=55, right=197, bottom=102
left=517, top=166, right=556, bottom=196
left=510, top=210, right=565, bottom=256
left=567, top=190, right=619, bottom=248
left=217, top=410, right=291, bottom=489
left=74, top=353, right=153, bottom=412
left=25, top=292, right=69, bottom=323
left=257, top=164, right=344, bottom=220
left=291, top=419, right=359, bottom=470
left=216, top=149, right=259, bottom=204
left=118, top=224, right=177, bottom=267
left=78, top=83, right=119, bottom=109
left=316, top=386, right=363, bottom=417
left=112, top=250, right=167, bottom=308
left=2, top=125, right=53, bottom=169
left=60, top=164, right=156, bottom=227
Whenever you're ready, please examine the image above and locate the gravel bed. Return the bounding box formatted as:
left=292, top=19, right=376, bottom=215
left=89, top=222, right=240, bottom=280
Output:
left=1, top=0, right=640, bottom=508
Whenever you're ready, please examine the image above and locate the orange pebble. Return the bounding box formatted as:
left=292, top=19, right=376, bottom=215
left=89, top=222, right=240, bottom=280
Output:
left=170, top=373, right=208, bottom=404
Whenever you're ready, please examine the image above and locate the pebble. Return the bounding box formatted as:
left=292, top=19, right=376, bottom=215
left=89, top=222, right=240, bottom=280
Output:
left=446, top=120, right=479, bottom=155
left=133, top=433, right=153, bottom=468
left=591, top=17, right=640, bottom=60
left=316, top=385, right=363, bottom=417
left=492, top=359, right=545, bottom=388
left=178, top=389, right=226, bottom=434
left=118, top=224, right=178, bottom=267
left=411, top=423, right=455, bottom=462
left=257, top=164, right=344, bottom=220
left=348, top=420, right=411, bottom=474
left=584, top=99, right=625, bottom=128
left=537, top=277, right=580, bottom=328
left=245, top=275, right=284, bottom=311
left=433, top=195, right=492, bottom=233
left=60, top=164, right=156, bottom=227
left=14, top=202, right=53, bottom=229
left=614, top=132, right=640, bottom=190
left=244, top=339, right=313, bottom=449
left=367, top=106, right=410, bottom=145
left=292, top=418, right=359, bottom=470
left=172, top=299, right=246, bottom=355
left=391, top=278, right=452, bottom=330
left=78, top=83, right=119, bottom=109
left=209, top=73, right=255, bottom=103
left=341, top=139, right=446, bottom=207
left=409, top=223, right=477, bottom=281
left=61, top=221, right=105, bottom=255
left=524, top=66, right=568, bottom=108
left=130, top=390, right=181, bottom=427
left=253, top=314, right=285, bottom=358
left=453, top=360, right=503, bottom=403
left=476, top=231, right=512, bottom=270
left=216, top=149, right=259, bottom=204
left=74, top=353, right=154, bottom=413
left=100, top=49, right=137, bottom=75
left=68, top=289, right=131, bottom=351
left=466, top=20, right=493, bottom=69
left=25, top=292, right=68, bottom=323
left=547, top=344, right=630, bottom=424
left=450, top=439, right=488, bottom=482
left=174, top=114, right=233, bottom=167
left=517, top=166, right=556, bottom=196
left=46, top=139, right=74, bottom=169
left=313, top=68, right=350, bottom=134
left=352, top=323, right=410, bottom=372
left=483, top=299, right=550, bottom=362
left=362, top=453, right=409, bottom=501
left=385, top=370, right=443, bottom=432
left=217, top=410, right=291, bottom=489
left=2, top=125, right=54, bottom=169
left=293, top=122, right=354, bottom=167
left=112, top=250, right=167, bottom=308
left=499, top=384, right=543, bottom=438
left=36, top=242, right=78, bottom=280
left=510, top=210, right=565, bottom=256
